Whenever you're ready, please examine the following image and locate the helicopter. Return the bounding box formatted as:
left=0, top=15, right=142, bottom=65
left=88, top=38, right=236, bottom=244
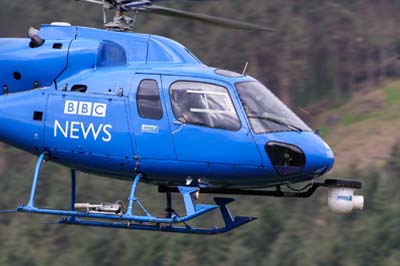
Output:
left=0, top=0, right=364, bottom=235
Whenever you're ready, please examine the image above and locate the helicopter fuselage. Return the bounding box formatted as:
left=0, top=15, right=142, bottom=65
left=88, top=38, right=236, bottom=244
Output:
left=0, top=24, right=335, bottom=189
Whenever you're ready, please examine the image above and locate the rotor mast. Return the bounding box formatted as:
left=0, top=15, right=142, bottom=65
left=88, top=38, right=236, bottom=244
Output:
left=105, top=9, right=136, bottom=31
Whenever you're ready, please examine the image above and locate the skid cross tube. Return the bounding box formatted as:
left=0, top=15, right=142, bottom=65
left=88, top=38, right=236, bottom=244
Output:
left=71, top=169, right=76, bottom=211
left=26, top=153, right=46, bottom=209
left=125, top=173, right=143, bottom=217
left=70, top=169, right=77, bottom=222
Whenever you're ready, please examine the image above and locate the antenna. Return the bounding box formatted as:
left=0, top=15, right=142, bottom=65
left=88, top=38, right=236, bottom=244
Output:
left=102, top=0, right=107, bottom=24
left=242, top=61, right=249, bottom=75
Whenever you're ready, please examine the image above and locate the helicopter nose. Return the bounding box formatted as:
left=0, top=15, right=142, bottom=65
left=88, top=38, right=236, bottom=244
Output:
left=303, top=136, right=335, bottom=177
left=265, top=132, right=335, bottom=178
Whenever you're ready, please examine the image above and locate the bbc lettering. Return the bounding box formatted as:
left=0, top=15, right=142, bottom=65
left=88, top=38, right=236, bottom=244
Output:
left=64, top=100, right=107, bottom=117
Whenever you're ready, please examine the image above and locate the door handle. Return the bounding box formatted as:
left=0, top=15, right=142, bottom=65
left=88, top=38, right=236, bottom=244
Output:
left=172, top=119, right=184, bottom=134
left=173, top=119, right=183, bottom=125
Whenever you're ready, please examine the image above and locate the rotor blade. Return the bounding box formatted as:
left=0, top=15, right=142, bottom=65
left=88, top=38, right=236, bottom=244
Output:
left=75, top=0, right=104, bottom=5
left=121, top=0, right=152, bottom=9
left=139, top=5, right=278, bottom=32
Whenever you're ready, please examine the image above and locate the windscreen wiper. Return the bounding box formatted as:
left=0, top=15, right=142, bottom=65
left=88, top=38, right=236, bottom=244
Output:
left=247, top=115, right=303, bottom=132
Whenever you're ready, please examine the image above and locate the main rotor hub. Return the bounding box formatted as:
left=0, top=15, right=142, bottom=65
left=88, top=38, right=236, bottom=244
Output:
left=105, top=14, right=135, bottom=31
left=77, top=0, right=277, bottom=32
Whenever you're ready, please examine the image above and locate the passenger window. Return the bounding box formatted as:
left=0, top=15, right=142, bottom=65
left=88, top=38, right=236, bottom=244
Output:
left=170, top=81, right=241, bottom=131
left=137, top=80, right=163, bottom=120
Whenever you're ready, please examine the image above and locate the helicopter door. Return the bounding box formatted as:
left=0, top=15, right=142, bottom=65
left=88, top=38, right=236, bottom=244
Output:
left=129, top=75, right=176, bottom=160
left=163, top=77, right=262, bottom=167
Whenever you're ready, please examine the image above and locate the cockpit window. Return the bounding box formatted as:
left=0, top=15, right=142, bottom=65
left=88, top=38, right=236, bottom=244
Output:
left=170, top=81, right=241, bottom=131
left=235, top=81, right=311, bottom=134
left=97, top=41, right=127, bottom=68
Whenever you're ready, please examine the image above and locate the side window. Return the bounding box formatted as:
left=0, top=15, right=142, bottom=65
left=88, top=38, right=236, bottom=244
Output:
left=137, top=80, right=163, bottom=120
left=97, top=41, right=127, bottom=68
left=170, top=81, right=241, bottom=131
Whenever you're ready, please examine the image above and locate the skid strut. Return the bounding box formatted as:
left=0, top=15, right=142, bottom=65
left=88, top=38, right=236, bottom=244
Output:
left=9, top=153, right=255, bottom=234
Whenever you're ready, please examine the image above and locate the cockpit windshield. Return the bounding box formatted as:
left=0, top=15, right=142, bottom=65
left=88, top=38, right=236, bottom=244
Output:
left=235, top=81, right=311, bottom=134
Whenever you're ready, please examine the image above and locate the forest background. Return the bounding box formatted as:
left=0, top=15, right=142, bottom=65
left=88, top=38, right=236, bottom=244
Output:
left=0, top=1, right=400, bottom=265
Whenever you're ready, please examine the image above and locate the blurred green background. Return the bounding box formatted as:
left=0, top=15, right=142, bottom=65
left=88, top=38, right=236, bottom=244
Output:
left=0, top=1, right=400, bottom=265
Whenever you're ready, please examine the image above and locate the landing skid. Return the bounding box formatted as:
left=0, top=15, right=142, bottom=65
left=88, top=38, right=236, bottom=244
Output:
left=2, top=153, right=255, bottom=234
left=1, top=153, right=363, bottom=234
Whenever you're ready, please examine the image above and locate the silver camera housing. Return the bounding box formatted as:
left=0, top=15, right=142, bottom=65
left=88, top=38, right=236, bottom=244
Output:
left=328, top=187, right=364, bottom=214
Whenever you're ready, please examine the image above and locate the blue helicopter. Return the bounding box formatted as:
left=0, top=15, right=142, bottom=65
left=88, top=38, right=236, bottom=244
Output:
left=0, top=0, right=364, bottom=234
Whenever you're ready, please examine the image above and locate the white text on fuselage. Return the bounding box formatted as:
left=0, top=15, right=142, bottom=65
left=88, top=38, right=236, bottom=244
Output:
left=54, top=101, right=112, bottom=142
left=54, top=120, right=112, bottom=142
left=64, top=100, right=107, bottom=117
